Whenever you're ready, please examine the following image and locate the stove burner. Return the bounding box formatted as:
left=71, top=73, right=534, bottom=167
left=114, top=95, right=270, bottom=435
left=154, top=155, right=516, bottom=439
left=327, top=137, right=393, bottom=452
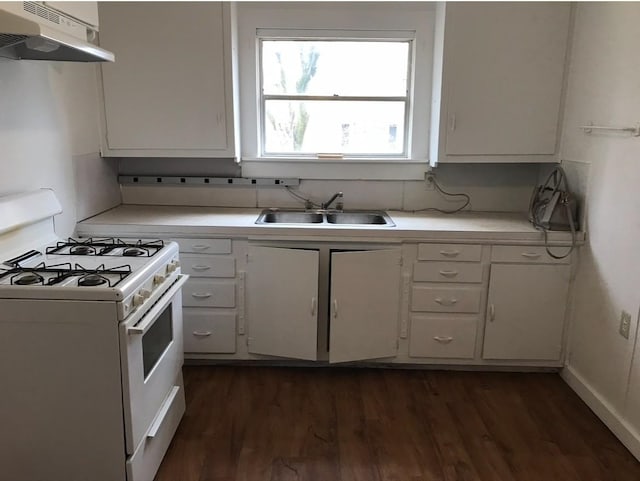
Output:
left=15, top=273, right=44, bottom=285
left=45, top=238, right=163, bottom=257
left=123, top=247, right=146, bottom=257
left=78, top=273, right=108, bottom=287
left=70, top=245, right=95, bottom=256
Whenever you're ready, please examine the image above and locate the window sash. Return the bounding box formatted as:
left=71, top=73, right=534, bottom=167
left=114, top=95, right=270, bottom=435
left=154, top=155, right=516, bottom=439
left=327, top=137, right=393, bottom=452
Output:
left=258, top=36, right=413, bottom=158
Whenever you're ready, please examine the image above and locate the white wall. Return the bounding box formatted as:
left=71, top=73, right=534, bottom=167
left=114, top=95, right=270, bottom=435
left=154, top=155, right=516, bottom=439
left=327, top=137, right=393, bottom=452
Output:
left=0, top=59, right=120, bottom=237
left=121, top=162, right=539, bottom=213
left=560, top=3, right=640, bottom=455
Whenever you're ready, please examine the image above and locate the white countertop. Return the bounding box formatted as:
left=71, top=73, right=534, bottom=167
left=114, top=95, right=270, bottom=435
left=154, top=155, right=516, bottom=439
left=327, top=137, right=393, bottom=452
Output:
left=77, top=205, right=582, bottom=245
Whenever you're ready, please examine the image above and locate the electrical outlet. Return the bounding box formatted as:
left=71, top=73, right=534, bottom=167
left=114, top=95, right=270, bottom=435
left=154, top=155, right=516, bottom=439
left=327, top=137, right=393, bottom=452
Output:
left=619, top=310, right=632, bottom=339
left=425, top=172, right=435, bottom=190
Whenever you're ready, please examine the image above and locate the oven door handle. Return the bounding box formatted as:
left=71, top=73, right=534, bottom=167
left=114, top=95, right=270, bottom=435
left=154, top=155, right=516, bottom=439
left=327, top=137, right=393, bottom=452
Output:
left=127, top=274, right=188, bottom=335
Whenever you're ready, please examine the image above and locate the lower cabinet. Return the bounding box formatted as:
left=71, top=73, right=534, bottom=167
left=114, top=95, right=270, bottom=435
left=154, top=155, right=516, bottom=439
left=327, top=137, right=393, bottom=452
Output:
left=329, top=249, right=401, bottom=363
left=176, top=238, right=240, bottom=356
left=245, top=246, right=320, bottom=360
left=483, top=262, right=570, bottom=361
left=406, top=242, right=572, bottom=366
left=245, top=245, right=401, bottom=363
left=409, top=316, right=477, bottom=359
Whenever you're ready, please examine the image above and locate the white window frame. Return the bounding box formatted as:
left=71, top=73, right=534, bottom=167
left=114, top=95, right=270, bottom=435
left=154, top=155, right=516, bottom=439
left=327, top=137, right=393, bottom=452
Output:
left=237, top=2, right=435, bottom=180
left=258, top=31, right=414, bottom=159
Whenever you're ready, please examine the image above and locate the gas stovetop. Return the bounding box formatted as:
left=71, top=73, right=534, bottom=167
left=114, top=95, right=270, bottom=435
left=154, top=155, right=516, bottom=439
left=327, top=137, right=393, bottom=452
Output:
left=0, top=237, right=180, bottom=302
left=44, top=238, right=165, bottom=257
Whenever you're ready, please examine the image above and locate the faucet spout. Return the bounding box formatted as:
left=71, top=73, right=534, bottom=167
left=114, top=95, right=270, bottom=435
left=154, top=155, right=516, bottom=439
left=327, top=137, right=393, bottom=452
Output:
left=322, top=192, right=343, bottom=210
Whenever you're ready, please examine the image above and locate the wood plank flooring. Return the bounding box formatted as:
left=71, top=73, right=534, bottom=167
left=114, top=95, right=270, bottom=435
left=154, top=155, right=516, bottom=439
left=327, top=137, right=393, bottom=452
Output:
left=155, top=366, right=640, bottom=481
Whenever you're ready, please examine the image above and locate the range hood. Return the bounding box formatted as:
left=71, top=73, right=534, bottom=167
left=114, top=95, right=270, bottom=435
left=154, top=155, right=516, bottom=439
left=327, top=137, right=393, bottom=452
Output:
left=0, top=2, right=114, bottom=62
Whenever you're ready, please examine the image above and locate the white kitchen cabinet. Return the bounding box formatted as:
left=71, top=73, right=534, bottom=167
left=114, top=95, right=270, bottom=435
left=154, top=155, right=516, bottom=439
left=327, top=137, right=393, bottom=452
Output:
left=245, top=245, right=401, bottom=363
left=408, top=243, right=487, bottom=362
left=98, top=2, right=238, bottom=158
left=483, top=263, right=570, bottom=361
left=431, top=2, right=571, bottom=164
left=246, top=246, right=320, bottom=361
left=171, top=237, right=241, bottom=356
left=329, top=249, right=401, bottom=363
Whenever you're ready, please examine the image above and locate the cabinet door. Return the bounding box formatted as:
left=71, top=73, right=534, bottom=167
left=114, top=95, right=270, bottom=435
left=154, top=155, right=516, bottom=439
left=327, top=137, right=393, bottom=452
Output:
left=329, top=249, right=401, bottom=363
left=443, top=3, right=570, bottom=157
left=99, top=2, right=232, bottom=156
left=246, top=246, right=319, bottom=361
left=483, top=264, right=570, bottom=361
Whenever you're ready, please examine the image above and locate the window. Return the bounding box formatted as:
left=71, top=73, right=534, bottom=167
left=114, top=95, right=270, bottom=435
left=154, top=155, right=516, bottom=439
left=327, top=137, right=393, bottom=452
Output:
left=238, top=2, right=435, bottom=180
left=260, top=37, right=412, bottom=157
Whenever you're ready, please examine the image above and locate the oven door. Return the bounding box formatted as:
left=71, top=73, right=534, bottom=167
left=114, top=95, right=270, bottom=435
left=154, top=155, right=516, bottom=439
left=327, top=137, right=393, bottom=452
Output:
left=120, top=273, right=188, bottom=455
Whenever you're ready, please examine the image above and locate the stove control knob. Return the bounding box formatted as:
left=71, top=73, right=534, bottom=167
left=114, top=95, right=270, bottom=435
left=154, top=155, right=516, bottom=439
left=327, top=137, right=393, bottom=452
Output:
left=153, top=274, right=165, bottom=286
left=140, top=289, right=151, bottom=299
left=132, top=294, right=145, bottom=307
left=166, top=261, right=178, bottom=273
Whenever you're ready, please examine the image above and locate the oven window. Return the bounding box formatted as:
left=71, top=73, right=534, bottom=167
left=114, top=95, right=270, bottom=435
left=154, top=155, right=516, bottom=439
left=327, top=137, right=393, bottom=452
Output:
left=142, top=304, right=173, bottom=379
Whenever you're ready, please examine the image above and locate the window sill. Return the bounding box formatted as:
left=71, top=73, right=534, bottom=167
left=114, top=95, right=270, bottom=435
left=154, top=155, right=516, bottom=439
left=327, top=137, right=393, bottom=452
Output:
left=240, top=158, right=429, bottom=180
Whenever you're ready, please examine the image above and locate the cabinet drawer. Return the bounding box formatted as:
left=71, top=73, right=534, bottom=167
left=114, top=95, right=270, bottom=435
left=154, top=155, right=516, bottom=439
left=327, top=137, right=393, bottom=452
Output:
left=411, top=286, right=482, bottom=313
left=417, top=243, right=481, bottom=262
left=172, top=238, right=231, bottom=254
left=413, top=261, right=483, bottom=283
left=409, top=316, right=477, bottom=359
left=491, top=245, right=570, bottom=264
left=183, top=309, right=236, bottom=353
left=183, top=279, right=235, bottom=307
left=126, top=374, right=185, bottom=481
left=181, top=254, right=235, bottom=278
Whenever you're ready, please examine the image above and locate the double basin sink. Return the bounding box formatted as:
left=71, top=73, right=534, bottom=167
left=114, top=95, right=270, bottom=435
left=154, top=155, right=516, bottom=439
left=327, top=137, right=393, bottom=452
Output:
left=256, top=209, right=395, bottom=226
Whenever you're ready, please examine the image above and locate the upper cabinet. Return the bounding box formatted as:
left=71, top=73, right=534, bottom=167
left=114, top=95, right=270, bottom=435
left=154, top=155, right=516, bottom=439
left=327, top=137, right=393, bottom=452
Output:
left=97, top=2, right=238, bottom=158
left=430, top=3, right=571, bottom=165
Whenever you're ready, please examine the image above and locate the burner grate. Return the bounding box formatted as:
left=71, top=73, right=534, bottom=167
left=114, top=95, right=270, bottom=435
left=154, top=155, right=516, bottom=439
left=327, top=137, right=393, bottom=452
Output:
left=46, top=238, right=164, bottom=257
left=1, top=262, right=133, bottom=287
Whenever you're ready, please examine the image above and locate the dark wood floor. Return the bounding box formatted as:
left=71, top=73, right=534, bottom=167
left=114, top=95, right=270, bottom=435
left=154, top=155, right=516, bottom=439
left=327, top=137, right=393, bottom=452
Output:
left=155, top=366, right=640, bottom=481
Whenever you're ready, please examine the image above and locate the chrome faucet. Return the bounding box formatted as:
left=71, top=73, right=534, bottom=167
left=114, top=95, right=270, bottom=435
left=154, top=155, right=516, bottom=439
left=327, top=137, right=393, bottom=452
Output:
left=322, top=192, right=343, bottom=210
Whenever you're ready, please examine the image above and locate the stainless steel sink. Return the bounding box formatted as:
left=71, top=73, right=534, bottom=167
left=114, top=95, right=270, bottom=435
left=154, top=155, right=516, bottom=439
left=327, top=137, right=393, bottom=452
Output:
left=256, top=211, right=324, bottom=224
left=326, top=211, right=394, bottom=225
left=255, top=209, right=395, bottom=226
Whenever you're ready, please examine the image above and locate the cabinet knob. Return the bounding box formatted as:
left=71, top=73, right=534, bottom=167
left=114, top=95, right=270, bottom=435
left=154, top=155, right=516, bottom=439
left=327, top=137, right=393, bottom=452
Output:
left=439, top=270, right=459, bottom=278
left=449, top=113, right=457, bottom=132
left=489, top=304, right=496, bottom=321
left=433, top=336, right=454, bottom=344
left=191, top=265, right=211, bottom=272
left=434, top=297, right=458, bottom=306
left=193, top=331, right=212, bottom=337
left=192, top=292, right=212, bottom=299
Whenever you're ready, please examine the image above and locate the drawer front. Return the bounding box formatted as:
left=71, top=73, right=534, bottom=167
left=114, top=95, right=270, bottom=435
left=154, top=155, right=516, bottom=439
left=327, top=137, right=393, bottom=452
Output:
left=183, top=309, right=236, bottom=353
left=127, top=375, right=186, bottom=481
left=417, top=243, right=482, bottom=262
left=409, top=316, right=477, bottom=359
left=172, top=238, right=232, bottom=254
left=491, top=245, right=570, bottom=264
left=411, top=286, right=482, bottom=313
left=183, top=279, right=235, bottom=307
left=413, top=261, right=483, bottom=283
left=181, top=254, right=235, bottom=278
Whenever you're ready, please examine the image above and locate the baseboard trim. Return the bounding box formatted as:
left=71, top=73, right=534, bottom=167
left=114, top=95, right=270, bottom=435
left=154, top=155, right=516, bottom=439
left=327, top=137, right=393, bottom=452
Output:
left=561, top=365, right=640, bottom=461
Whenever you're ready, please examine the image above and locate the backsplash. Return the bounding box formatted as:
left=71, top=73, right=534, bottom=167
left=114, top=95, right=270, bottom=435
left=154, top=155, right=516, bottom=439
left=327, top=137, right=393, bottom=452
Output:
left=120, top=162, right=541, bottom=213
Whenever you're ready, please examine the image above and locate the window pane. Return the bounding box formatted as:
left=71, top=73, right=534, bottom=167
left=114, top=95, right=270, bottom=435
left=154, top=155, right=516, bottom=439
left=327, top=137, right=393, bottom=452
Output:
left=262, top=41, right=409, bottom=97
left=264, top=100, right=405, bottom=155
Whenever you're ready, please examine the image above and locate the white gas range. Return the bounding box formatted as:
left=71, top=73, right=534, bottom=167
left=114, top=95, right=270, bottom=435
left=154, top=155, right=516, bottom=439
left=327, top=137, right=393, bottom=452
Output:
left=0, top=190, right=188, bottom=481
